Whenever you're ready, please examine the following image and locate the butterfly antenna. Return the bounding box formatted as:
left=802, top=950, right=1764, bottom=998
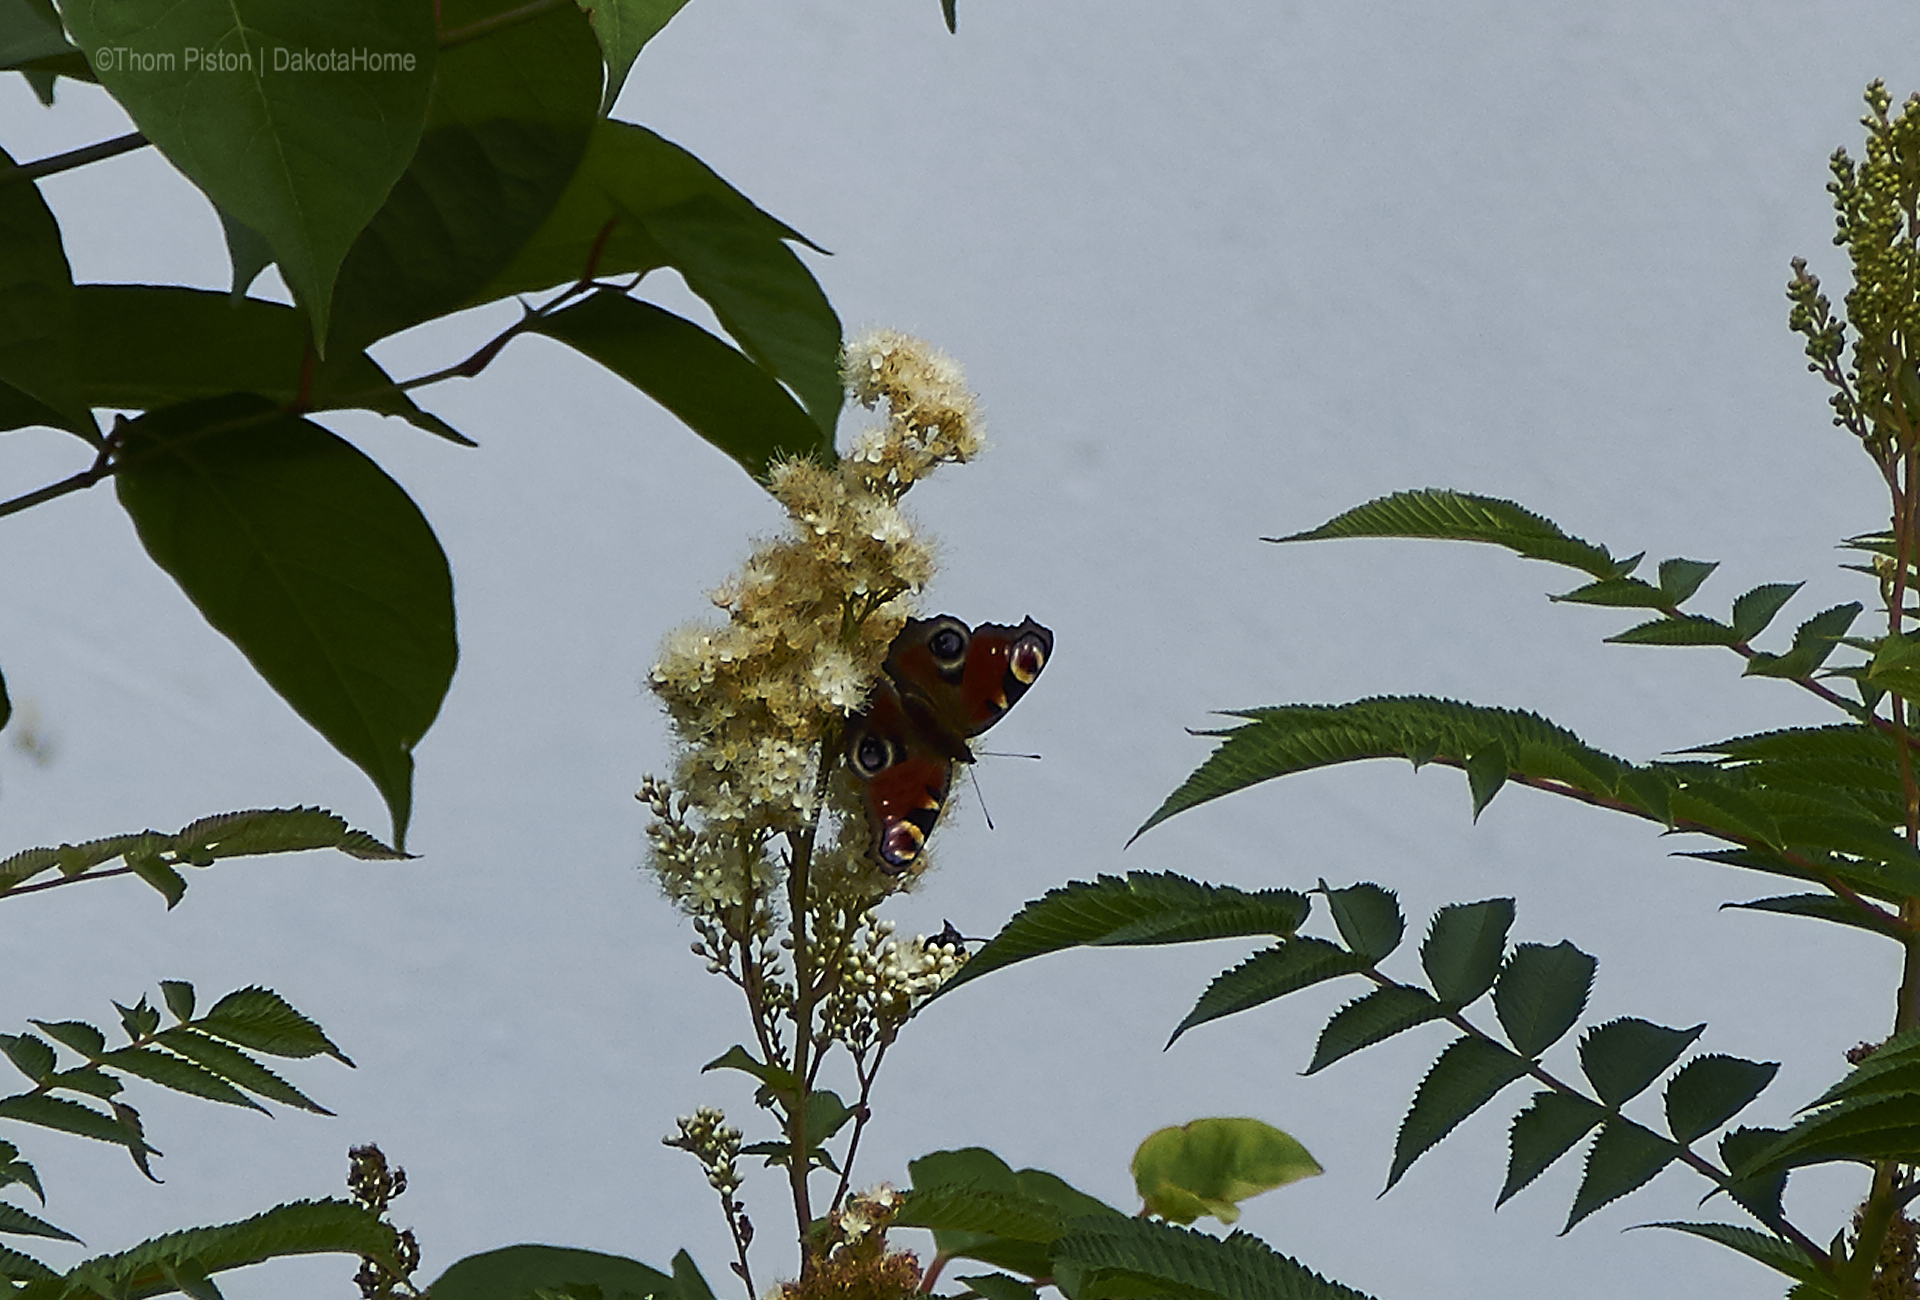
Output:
left=968, top=766, right=996, bottom=831
left=974, top=749, right=1042, bottom=760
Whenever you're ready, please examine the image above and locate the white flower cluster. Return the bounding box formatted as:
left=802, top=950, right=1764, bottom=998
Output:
left=663, top=1106, right=745, bottom=1195
left=821, top=916, right=968, bottom=1051
left=832, top=1183, right=903, bottom=1254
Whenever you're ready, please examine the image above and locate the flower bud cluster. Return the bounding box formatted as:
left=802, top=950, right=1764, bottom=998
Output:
left=664, top=1106, right=745, bottom=1195
left=821, top=915, right=968, bottom=1051
left=643, top=333, right=986, bottom=925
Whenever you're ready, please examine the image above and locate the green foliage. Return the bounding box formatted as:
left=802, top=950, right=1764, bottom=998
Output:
left=1048, top=1218, right=1378, bottom=1300
left=1129, top=1118, right=1322, bottom=1225
left=902, top=1147, right=1122, bottom=1282
left=426, top=1244, right=679, bottom=1300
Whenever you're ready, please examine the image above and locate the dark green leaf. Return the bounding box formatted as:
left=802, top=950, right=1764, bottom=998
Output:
left=941, top=0, right=957, bottom=32
left=1638, top=1222, right=1824, bottom=1286
left=59, top=0, right=437, bottom=342
left=940, top=873, right=1309, bottom=998
left=956, top=1274, right=1036, bottom=1300
left=1565, top=1119, right=1680, bottom=1231
left=1657, top=558, right=1717, bottom=603
left=1307, top=985, right=1444, bottom=1074
left=1552, top=577, right=1665, bottom=608
left=0, top=0, right=78, bottom=68
left=1386, top=1035, right=1528, bottom=1190
left=129, top=855, right=186, bottom=908
left=906, top=1148, right=1120, bottom=1280
left=1579, top=1019, right=1704, bottom=1107
left=198, top=988, right=348, bottom=1064
left=1320, top=882, right=1402, bottom=962
left=1664, top=1055, right=1778, bottom=1144
left=115, top=999, right=161, bottom=1042
left=47, top=1067, right=122, bottom=1100
left=577, top=0, right=693, bottom=110
left=1420, top=899, right=1513, bottom=1007
left=1499, top=1090, right=1603, bottom=1206
left=115, top=396, right=456, bottom=848
left=0, top=1038, right=52, bottom=1085
left=700, top=1045, right=800, bottom=1097
left=76, top=284, right=467, bottom=442
left=1736, top=1095, right=1920, bottom=1174
left=1745, top=604, right=1862, bottom=679
left=29, top=1022, right=103, bottom=1058
left=215, top=206, right=273, bottom=301
left=1719, top=1126, right=1788, bottom=1225
left=100, top=1048, right=265, bottom=1113
left=894, top=1185, right=1069, bottom=1244
left=1605, top=615, right=1740, bottom=647
left=0, top=1140, right=43, bottom=1205
left=428, top=1245, right=674, bottom=1300
left=1492, top=941, right=1596, bottom=1057
left=1664, top=778, right=1782, bottom=850
left=1170, top=938, right=1367, bottom=1044
left=1803, top=1028, right=1920, bottom=1108
left=0, top=1204, right=76, bottom=1244
left=1050, top=1217, right=1379, bottom=1300
left=0, top=146, right=84, bottom=432
left=1269, top=490, right=1625, bottom=579
left=0, top=666, right=9, bottom=734
left=153, top=1028, right=328, bottom=1114
left=1464, top=742, right=1509, bottom=815
left=325, top=0, right=600, bottom=351
left=0, top=1093, right=151, bottom=1156
left=1868, top=632, right=1920, bottom=697
left=528, top=291, right=829, bottom=482
left=0, top=1243, right=56, bottom=1282
left=1724, top=893, right=1906, bottom=939
left=159, top=983, right=194, bottom=1025
left=670, top=1251, right=715, bottom=1300
left=1731, top=583, right=1803, bottom=641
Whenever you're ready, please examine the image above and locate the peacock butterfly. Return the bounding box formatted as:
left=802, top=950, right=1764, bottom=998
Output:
left=845, top=615, right=1053, bottom=873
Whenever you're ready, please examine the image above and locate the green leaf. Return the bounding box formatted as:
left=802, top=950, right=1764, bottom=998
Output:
left=75, top=284, right=469, bottom=442
left=0, top=1093, right=152, bottom=1157
left=129, top=855, right=187, bottom=907
left=115, top=396, right=457, bottom=848
left=742, top=1090, right=854, bottom=1169
left=325, top=0, right=600, bottom=352
left=669, top=1251, right=715, bottom=1300
left=939, top=873, right=1309, bottom=998
left=58, top=0, right=437, bottom=344
left=0, top=146, right=84, bottom=432
left=1730, top=583, right=1802, bottom=641
left=1463, top=742, right=1509, bottom=815
left=1498, top=1090, right=1603, bottom=1206
left=1719, top=1126, right=1788, bottom=1224
left=1135, top=697, right=1629, bottom=839
left=1050, top=1218, right=1379, bottom=1300
left=1552, top=576, right=1665, bottom=608
left=1868, top=631, right=1920, bottom=697
left=1735, top=1094, right=1920, bottom=1175
left=1270, top=489, right=1626, bottom=579
left=0, top=0, right=79, bottom=68
left=0, top=1038, right=53, bottom=1086
left=1307, top=985, right=1444, bottom=1074
left=427, top=1245, right=675, bottom=1300
left=1724, top=893, right=1906, bottom=939
left=940, top=0, right=958, bottom=32
left=0, top=1141, right=44, bottom=1205
left=47, top=1067, right=122, bottom=1100
left=576, top=0, right=694, bottom=110
left=1565, top=1119, right=1680, bottom=1231
left=1170, top=938, right=1367, bottom=1044
left=50, top=1199, right=400, bottom=1299
left=1420, top=899, right=1513, bottom=1007
left=1657, top=558, right=1717, bottom=603
left=1638, top=1222, right=1825, bottom=1286
left=1745, top=603, right=1862, bottom=679
left=1387, top=1036, right=1529, bottom=1190
left=1131, top=1117, right=1321, bottom=1225
left=894, top=1185, right=1069, bottom=1245
left=528, top=291, right=830, bottom=482
left=1803, top=1028, right=1920, bottom=1108
left=28, top=1022, right=103, bottom=1058
left=153, top=1028, right=329, bottom=1114
left=1663, top=1054, right=1778, bottom=1145
left=99, top=1048, right=266, bottom=1113
left=115, top=999, right=161, bottom=1043
left=215, top=205, right=274, bottom=301
left=1320, top=882, right=1402, bottom=962
left=906, top=1148, right=1120, bottom=1280
left=0, top=1204, right=77, bottom=1244
left=0, top=1243, right=56, bottom=1282
left=197, top=988, right=349, bottom=1064
left=955, top=1274, right=1035, bottom=1300
left=1492, top=941, right=1596, bottom=1057
left=1579, top=1019, right=1704, bottom=1107
left=160, top=983, right=195, bottom=1025
left=700, top=1045, right=800, bottom=1097
left=1605, top=615, right=1740, bottom=647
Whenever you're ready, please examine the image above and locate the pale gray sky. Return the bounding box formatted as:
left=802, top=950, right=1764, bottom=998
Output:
left=4, top=3, right=1920, bottom=1297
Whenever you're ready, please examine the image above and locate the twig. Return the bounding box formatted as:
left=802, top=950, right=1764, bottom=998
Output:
left=0, top=131, right=149, bottom=189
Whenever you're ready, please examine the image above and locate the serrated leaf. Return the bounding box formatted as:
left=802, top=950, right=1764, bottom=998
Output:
left=938, top=873, right=1309, bottom=997
left=1307, top=985, right=1444, bottom=1074
left=1639, top=1222, right=1824, bottom=1285
left=59, top=0, right=437, bottom=343
left=198, top=988, right=349, bottom=1064
left=1050, top=1217, right=1379, bottom=1300
left=1735, top=1094, right=1920, bottom=1175
left=956, top=1273, right=1036, bottom=1300
left=1552, top=576, right=1666, bottom=608
left=906, top=1148, right=1121, bottom=1279
left=115, top=999, right=160, bottom=1042
left=0, top=1038, right=53, bottom=1086
left=0, top=1203, right=76, bottom=1243
left=160, top=983, right=195, bottom=1025
left=129, top=855, right=187, bottom=907
left=894, top=1185, right=1070, bottom=1244
left=1170, top=938, right=1367, bottom=1044
left=1132, top=1118, right=1321, bottom=1225
left=115, top=396, right=456, bottom=848
left=153, top=1029, right=328, bottom=1114
left=28, top=1022, right=102, bottom=1059
left=1320, top=882, right=1402, bottom=962
left=1745, top=604, right=1862, bottom=678
left=1579, top=1019, right=1704, bottom=1106
left=0, top=1093, right=152, bottom=1156
left=1499, top=1090, right=1604, bottom=1206
left=1719, top=1126, right=1789, bottom=1224
left=1420, top=899, right=1513, bottom=1007
left=45, top=1068, right=120, bottom=1100
left=1731, top=583, right=1803, bottom=641
left=1492, top=941, right=1596, bottom=1057
left=1605, top=615, right=1740, bottom=646
left=0, top=1242, right=56, bottom=1282
left=1663, top=1055, right=1778, bottom=1144
left=1657, top=558, right=1717, bottom=603
left=1464, top=743, right=1509, bottom=815
left=1868, top=631, right=1920, bottom=697
left=1565, top=1119, right=1680, bottom=1231
left=1387, top=1035, right=1529, bottom=1190
left=1270, top=489, right=1624, bottom=578
left=100, top=1048, right=265, bottom=1113
left=1724, top=893, right=1906, bottom=939
left=427, top=1244, right=674, bottom=1300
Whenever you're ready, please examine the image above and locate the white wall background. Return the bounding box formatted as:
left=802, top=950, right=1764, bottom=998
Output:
left=4, top=2, right=1920, bottom=1296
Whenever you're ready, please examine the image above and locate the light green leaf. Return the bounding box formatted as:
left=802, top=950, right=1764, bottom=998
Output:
left=1656, top=557, right=1717, bottom=603
left=1131, top=1117, right=1321, bottom=1225
left=1605, top=615, right=1740, bottom=647
left=1744, top=603, right=1861, bottom=679
left=115, top=396, right=457, bottom=848
left=59, top=0, right=437, bottom=344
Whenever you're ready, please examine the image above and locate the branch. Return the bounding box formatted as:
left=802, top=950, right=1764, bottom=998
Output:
left=0, top=131, right=149, bottom=189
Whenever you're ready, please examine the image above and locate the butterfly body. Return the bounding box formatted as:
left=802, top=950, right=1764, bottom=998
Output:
left=846, top=615, right=1052, bottom=872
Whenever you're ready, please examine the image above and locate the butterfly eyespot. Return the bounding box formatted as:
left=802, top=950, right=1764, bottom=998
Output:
left=880, top=822, right=926, bottom=870
left=1010, top=638, right=1047, bottom=684
left=853, top=734, right=893, bottom=775
left=926, top=622, right=969, bottom=667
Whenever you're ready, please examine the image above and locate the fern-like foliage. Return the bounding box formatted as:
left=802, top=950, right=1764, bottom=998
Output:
left=1050, top=1217, right=1378, bottom=1300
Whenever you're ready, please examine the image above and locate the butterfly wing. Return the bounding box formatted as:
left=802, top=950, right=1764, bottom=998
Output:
left=845, top=679, right=953, bottom=873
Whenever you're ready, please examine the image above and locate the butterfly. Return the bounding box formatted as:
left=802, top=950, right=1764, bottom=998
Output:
left=845, top=615, right=1053, bottom=873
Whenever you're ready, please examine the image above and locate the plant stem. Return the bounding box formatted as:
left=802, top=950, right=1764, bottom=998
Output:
left=0, top=131, right=149, bottom=189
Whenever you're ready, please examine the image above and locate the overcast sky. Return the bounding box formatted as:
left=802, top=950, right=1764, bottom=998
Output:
left=6, top=3, right=1920, bottom=1297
